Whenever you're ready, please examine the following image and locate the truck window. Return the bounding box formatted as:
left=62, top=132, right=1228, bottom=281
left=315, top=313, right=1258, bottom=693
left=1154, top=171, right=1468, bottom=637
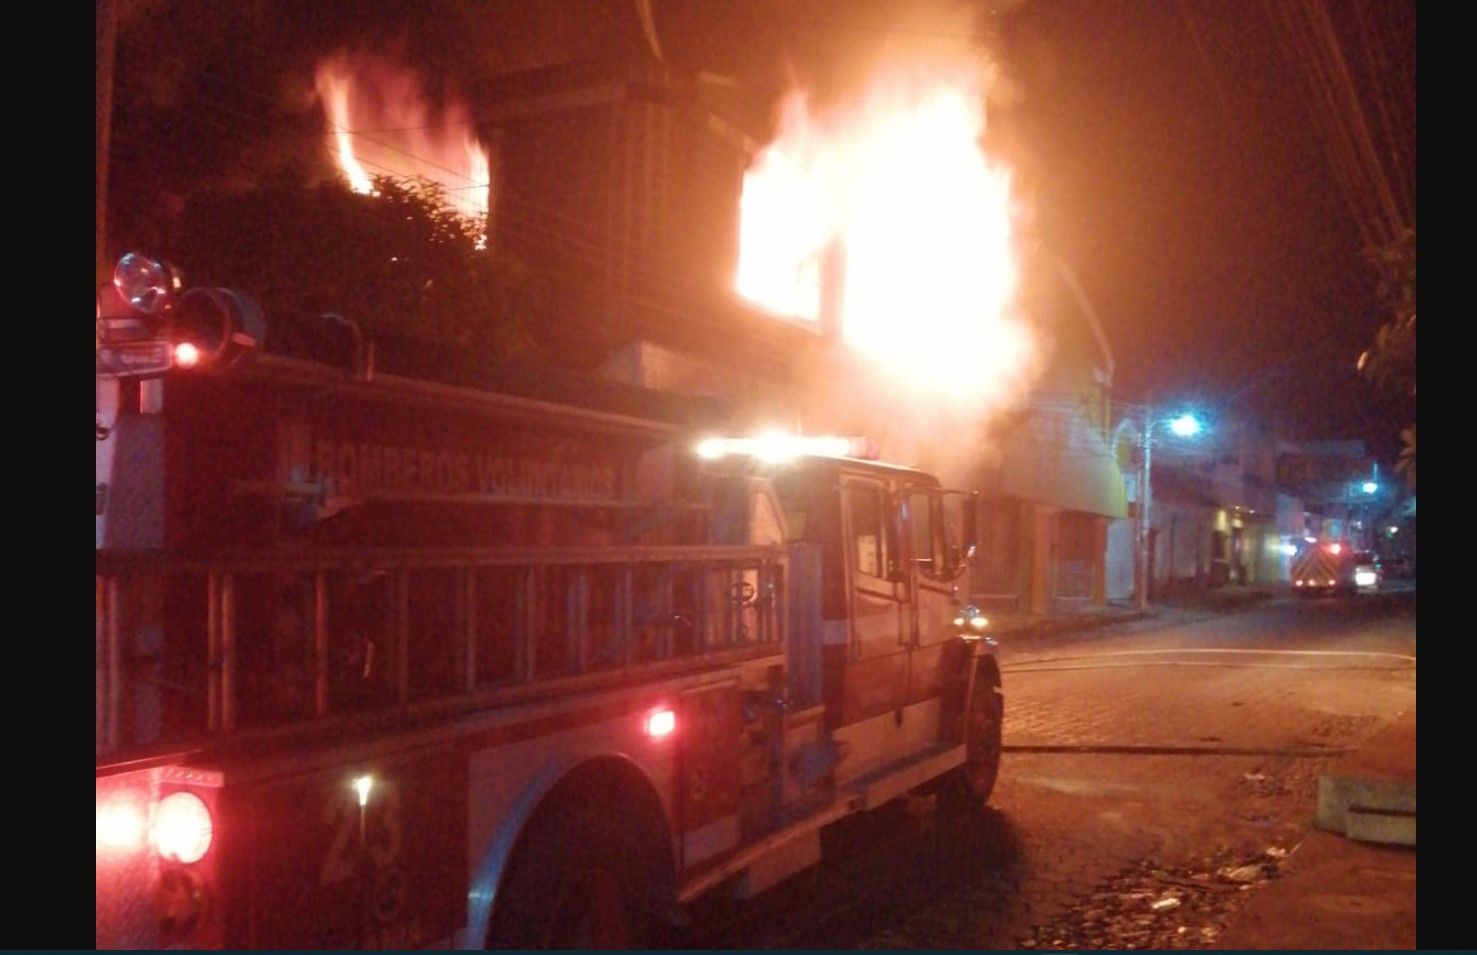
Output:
left=940, top=492, right=969, bottom=569
left=750, top=487, right=787, bottom=545
left=847, top=483, right=887, bottom=579
left=906, top=490, right=938, bottom=571
left=770, top=470, right=816, bottom=543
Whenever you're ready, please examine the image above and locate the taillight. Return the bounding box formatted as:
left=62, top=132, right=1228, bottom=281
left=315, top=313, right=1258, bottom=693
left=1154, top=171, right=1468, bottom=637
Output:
left=96, top=798, right=148, bottom=851
left=154, top=791, right=214, bottom=864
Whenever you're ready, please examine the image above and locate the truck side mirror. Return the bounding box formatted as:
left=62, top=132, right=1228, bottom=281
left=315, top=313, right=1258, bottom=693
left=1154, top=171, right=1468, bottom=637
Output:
left=963, top=491, right=979, bottom=560
left=935, top=489, right=977, bottom=582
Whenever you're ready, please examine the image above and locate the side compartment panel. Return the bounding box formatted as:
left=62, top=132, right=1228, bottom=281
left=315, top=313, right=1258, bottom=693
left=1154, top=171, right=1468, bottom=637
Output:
left=234, top=748, right=467, bottom=949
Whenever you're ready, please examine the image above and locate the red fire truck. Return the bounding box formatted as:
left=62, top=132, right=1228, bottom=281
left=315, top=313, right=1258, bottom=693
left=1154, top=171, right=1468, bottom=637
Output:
left=1290, top=540, right=1357, bottom=596
left=95, top=253, right=1003, bottom=949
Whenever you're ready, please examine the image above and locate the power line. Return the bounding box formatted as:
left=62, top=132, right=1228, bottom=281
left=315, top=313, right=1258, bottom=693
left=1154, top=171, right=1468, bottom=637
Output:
left=1260, top=0, right=1412, bottom=254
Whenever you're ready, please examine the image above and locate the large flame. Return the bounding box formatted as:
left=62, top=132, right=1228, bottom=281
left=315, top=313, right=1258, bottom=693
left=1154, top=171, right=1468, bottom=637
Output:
left=737, top=67, right=1033, bottom=406
left=314, top=52, right=491, bottom=240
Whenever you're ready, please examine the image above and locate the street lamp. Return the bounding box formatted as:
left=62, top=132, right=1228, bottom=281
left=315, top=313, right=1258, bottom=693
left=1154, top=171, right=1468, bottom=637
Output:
left=1116, top=409, right=1203, bottom=610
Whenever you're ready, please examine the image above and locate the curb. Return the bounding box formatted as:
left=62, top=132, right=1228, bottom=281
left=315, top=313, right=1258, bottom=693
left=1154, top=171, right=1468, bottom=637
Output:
left=1212, top=709, right=1417, bottom=950
left=989, top=589, right=1277, bottom=654
left=1314, top=710, right=1416, bottom=847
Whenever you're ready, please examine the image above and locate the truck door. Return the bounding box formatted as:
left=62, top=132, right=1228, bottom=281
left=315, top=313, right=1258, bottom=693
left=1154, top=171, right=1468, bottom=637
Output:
left=839, top=476, right=908, bottom=725
left=901, top=486, right=972, bottom=705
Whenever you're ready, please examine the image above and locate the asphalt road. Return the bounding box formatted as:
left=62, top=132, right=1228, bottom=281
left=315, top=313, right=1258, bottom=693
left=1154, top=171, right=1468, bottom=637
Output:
left=681, top=591, right=1416, bottom=949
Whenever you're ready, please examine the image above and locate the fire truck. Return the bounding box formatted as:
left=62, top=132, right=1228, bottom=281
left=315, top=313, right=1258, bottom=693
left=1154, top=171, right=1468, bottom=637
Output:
left=1290, top=540, right=1357, bottom=596
left=95, top=253, right=1003, bottom=949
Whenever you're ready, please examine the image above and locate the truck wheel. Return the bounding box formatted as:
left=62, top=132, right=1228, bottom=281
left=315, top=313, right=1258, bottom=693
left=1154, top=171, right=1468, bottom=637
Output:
left=488, top=807, right=651, bottom=949
left=962, top=667, right=1004, bottom=803
left=939, top=664, right=1003, bottom=809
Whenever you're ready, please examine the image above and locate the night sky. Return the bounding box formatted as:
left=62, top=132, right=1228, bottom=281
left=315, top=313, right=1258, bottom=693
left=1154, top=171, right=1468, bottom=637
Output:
left=983, top=0, right=1415, bottom=459
left=103, top=0, right=1415, bottom=459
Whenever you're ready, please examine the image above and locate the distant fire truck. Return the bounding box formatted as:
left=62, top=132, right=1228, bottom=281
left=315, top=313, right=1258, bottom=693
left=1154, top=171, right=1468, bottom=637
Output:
left=95, top=253, right=1003, bottom=949
left=1290, top=540, right=1357, bottom=596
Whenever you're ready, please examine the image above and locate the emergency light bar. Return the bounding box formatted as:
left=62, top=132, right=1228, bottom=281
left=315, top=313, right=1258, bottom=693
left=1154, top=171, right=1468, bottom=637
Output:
left=695, top=432, right=881, bottom=463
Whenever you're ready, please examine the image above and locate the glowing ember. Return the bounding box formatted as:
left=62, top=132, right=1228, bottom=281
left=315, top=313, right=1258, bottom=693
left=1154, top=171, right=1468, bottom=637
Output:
left=314, top=51, right=492, bottom=239
left=737, top=67, right=1032, bottom=402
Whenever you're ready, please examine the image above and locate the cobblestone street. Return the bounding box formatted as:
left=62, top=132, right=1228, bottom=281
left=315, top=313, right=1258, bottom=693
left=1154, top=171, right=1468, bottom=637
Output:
left=683, top=595, right=1415, bottom=949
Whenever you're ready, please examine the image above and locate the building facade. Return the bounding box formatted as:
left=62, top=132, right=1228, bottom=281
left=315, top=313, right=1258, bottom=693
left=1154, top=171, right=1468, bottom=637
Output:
left=1137, top=417, right=1304, bottom=594
left=1276, top=439, right=1386, bottom=551
left=967, top=254, right=1127, bottom=616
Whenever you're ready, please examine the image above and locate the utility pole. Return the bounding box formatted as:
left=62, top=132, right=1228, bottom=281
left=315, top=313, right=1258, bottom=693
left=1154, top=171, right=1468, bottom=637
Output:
left=97, top=0, right=118, bottom=286
left=1129, top=405, right=1202, bottom=610
left=1134, top=406, right=1153, bottom=611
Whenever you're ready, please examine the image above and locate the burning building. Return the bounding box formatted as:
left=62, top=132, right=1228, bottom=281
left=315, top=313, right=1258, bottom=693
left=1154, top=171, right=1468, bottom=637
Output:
left=305, top=6, right=1131, bottom=617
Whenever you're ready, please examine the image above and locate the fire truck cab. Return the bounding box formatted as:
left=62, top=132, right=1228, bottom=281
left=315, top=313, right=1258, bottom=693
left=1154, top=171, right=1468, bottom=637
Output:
left=95, top=253, right=1002, bottom=949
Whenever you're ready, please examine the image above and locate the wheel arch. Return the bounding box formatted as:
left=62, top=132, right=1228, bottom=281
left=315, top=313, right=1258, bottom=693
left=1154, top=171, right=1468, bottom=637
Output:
left=973, top=653, right=1002, bottom=695
left=467, top=754, right=675, bottom=948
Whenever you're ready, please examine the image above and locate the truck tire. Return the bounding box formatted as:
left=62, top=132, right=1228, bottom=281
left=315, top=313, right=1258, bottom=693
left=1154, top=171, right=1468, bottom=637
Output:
left=488, top=806, right=652, bottom=949
left=939, top=663, right=1003, bottom=809
left=962, top=665, right=1004, bottom=803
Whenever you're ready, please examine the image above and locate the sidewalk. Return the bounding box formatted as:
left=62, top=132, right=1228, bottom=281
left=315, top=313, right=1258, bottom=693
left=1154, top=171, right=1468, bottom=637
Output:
left=1212, top=709, right=1416, bottom=949
left=986, top=586, right=1278, bottom=654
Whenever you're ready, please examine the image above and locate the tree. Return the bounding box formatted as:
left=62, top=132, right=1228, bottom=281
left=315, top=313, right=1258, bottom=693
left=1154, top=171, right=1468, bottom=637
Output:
left=1357, top=227, right=1415, bottom=487
left=124, top=166, right=544, bottom=370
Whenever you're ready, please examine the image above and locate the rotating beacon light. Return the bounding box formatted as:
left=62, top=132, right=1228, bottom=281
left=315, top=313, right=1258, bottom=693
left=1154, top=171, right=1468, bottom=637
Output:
left=696, top=432, right=880, bottom=463
left=96, top=252, right=264, bottom=378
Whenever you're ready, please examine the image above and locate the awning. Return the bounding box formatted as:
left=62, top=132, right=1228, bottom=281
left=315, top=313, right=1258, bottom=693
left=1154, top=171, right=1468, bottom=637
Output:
left=1000, top=446, right=1128, bottom=519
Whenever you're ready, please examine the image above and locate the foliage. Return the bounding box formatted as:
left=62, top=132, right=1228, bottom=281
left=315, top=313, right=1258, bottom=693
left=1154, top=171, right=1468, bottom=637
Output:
left=1395, top=424, right=1414, bottom=487
left=1358, top=227, right=1415, bottom=487
left=133, top=166, right=543, bottom=366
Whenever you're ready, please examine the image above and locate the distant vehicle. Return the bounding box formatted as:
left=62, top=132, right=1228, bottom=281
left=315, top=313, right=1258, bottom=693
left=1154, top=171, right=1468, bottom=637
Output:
left=1351, top=551, right=1381, bottom=592
left=1291, top=542, right=1374, bottom=596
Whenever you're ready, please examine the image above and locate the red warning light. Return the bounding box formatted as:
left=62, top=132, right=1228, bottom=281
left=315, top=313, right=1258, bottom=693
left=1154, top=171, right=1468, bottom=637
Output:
left=172, top=342, right=202, bottom=369
left=644, top=708, right=676, bottom=739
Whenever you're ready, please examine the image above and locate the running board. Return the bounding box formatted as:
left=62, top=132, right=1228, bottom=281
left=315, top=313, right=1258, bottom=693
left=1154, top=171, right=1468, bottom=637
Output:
left=675, top=742, right=966, bottom=905
left=844, top=743, right=966, bottom=810
left=677, top=797, right=859, bottom=903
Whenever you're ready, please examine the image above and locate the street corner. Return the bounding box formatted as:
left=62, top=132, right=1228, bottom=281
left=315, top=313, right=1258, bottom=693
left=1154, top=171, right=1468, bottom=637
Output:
left=1209, top=826, right=1414, bottom=951
left=1315, top=709, right=1415, bottom=848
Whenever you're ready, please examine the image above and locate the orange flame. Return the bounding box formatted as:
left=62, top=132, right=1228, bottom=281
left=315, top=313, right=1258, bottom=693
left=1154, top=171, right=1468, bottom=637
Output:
left=314, top=52, right=491, bottom=240
left=737, top=66, right=1034, bottom=406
